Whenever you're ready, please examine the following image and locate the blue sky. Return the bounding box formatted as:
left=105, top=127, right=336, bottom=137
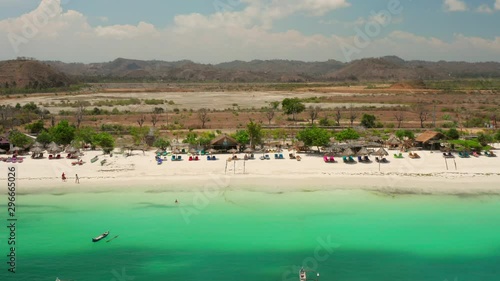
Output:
left=0, top=0, right=499, bottom=63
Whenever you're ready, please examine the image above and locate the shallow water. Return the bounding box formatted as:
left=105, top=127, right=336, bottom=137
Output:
left=2, top=189, right=500, bottom=281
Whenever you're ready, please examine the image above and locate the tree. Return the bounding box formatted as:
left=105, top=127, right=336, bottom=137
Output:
left=395, top=130, right=415, bottom=140
left=296, top=127, right=330, bottom=151
left=93, top=132, right=115, bottom=154
left=49, top=120, right=75, bottom=145
left=264, top=107, right=275, bottom=125
left=495, top=130, right=500, bottom=141
left=151, top=112, right=159, bottom=127
left=75, top=102, right=84, bottom=129
left=183, top=132, right=199, bottom=146
left=334, top=109, right=342, bottom=126
left=348, top=104, right=358, bottom=127
left=360, top=114, right=376, bottom=128
left=8, top=130, right=33, bottom=148
left=36, top=131, right=53, bottom=145
left=335, top=128, right=360, bottom=142
left=246, top=120, right=262, bottom=148
left=308, top=106, right=321, bottom=125
left=477, top=132, right=494, bottom=146
left=394, top=109, right=405, bottom=128
left=270, top=101, right=280, bottom=110
left=413, top=103, right=429, bottom=128
left=198, top=131, right=216, bottom=147
left=232, top=130, right=249, bottom=145
left=153, top=138, right=171, bottom=150
left=137, top=115, right=145, bottom=128
left=198, top=108, right=210, bottom=129
left=25, top=120, right=45, bottom=134
left=445, top=128, right=460, bottom=140
left=282, top=98, right=305, bottom=121
left=75, top=126, right=97, bottom=148
left=129, top=126, right=149, bottom=145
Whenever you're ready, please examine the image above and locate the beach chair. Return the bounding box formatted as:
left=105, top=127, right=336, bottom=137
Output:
left=363, top=156, right=371, bottom=162
left=265, top=154, right=271, bottom=160
left=177, top=155, right=182, bottom=161
left=357, top=156, right=363, bottom=162
left=157, top=159, right=163, bottom=165
left=189, top=156, right=193, bottom=161
left=212, top=155, right=217, bottom=160
left=381, top=157, right=389, bottom=163
left=195, top=156, right=199, bottom=161
left=274, top=154, right=279, bottom=159
left=171, top=155, right=176, bottom=161
left=289, top=153, right=296, bottom=159
left=207, top=155, right=211, bottom=161
left=329, top=156, right=335, bottom=162
left=49, top=154, right=53, bottom=160
left=348, top=156, right=356, bottom=163
left=279, top=154, right=284, bottom=159
left=342, top=156, right=348, bottom=163
left=472, top=151, right=479, bottom=157
left=296, top=155, right=302, bottom=161
left=323, top=156, right=329, bottom=162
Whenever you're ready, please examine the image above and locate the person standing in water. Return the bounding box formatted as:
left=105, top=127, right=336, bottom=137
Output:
left=75, top=174, right=79, bottom=184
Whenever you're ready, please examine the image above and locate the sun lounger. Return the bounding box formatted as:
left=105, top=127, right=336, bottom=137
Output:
left=177, top=155, right=182, bottom=161
left=279, top=154, right=284, bottom=159
left=472, top=151, right=479, bottom=157
left=357, top=156, right=363, bottom=162
left=274, top=154, right=279, bottom=159
left=324, top=156, right=329, bottom=162
left=296, top=155, right=302, bottom=161
left=289, top=153, right=296, bottom=159
left=381, top=157, right=389, bottom=163
left=348, top=156, right=356, bottom=163
left=363, top=156, right=371, bottom=162
left=212, top=155, right=217, bottom=160
left=195, top=156, right=199, bottom=161
left=394, top=153, right=403, bottom=159
left=157, top=159, right=163, bottom=165
left=189, top=156, right=193, bottom=161
left=49, top=155, right=53, bottom=160
left=329, top=156, right=335, bottom=162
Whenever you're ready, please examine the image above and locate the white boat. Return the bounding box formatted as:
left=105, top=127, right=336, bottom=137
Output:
left=299, top=268, right=307, bottom=281
left=92, top=231, right=109, bottom=242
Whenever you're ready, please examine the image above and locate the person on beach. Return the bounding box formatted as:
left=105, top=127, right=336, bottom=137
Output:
left=75, top=174, right=79, bottom=184
left=61, top=172, right=66, bottom=182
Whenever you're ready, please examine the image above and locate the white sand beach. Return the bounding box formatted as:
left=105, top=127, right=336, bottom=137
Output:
left=2, top=148, right=500, bottom=196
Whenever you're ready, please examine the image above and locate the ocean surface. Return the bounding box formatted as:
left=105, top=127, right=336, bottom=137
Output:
left=2, top=188, right=500, bottom=281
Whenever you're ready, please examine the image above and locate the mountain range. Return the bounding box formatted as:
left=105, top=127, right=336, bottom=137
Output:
left=1, top=56, right=500, bottom=88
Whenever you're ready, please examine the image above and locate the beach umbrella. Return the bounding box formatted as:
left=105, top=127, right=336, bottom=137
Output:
left=155, top=148, right=165, bottom=154
left=32, top=142, right=44, bottom=148
left=30, top=147, right=45, bottom=154
left=228, top=148, right=238, bottom=154
left=66, top=146, right=79, bottom=153
left=189, top=148, right=197, bottom=154
left=342, top=148, right=355, bottom=157
left=243, top=148, right=254, bottom=153
left=356, top=147, right=370, bottom=156
left=0, top=148, right=6, bottom=153
left=373, top=148, right=389, bottom=156
left=208, top=148, right=217, bottom=154
left=172, top=148, right=181, bottom=154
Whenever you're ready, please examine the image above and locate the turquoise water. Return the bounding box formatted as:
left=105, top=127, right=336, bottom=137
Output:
left=2, top=189, right=500, bottom=281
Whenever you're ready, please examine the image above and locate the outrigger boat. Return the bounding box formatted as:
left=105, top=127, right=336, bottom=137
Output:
left=92, top=231, right=109, bottom=242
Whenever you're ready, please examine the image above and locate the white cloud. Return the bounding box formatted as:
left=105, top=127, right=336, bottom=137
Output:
left=476, top=4, right=494, bottom=13
left=0, top=0, right=498, bottom=63
left=443, top=0, right=468, bottom=12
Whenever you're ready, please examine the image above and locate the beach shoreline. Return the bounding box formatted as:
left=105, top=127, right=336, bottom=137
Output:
left=2, top=149, right=500, bottom=196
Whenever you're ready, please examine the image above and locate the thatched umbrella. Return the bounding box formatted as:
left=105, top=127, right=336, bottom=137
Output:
left=228, top=148, right=238, bottom=154
left=66, top=146, right=79, bottom=153
left=386, top=137, right=401, bottom=146
left=244, top=148, right=254, bottom=154
left=356, top=147, right=370, bottom=156
left=0, top=148, right=6, bottom=153
left=208, top=148, right=217, bottom=154
left=342, top=148, right=355, bottom=157
left=172, top=148, right=181, bottom=154
left=32, top=142, right=44, bottom=148
left=189, top=148, right=197, bottom=154
left=373, top=148, right=389, bottom=156
left=30, top=147, right=45, bottom=154
left=155, top=148, right=165, bottom=154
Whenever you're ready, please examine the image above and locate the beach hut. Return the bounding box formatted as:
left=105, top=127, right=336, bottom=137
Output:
left=210, top=135, right=239, bottom=152
left=415, top=131, right=446, bottom=150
